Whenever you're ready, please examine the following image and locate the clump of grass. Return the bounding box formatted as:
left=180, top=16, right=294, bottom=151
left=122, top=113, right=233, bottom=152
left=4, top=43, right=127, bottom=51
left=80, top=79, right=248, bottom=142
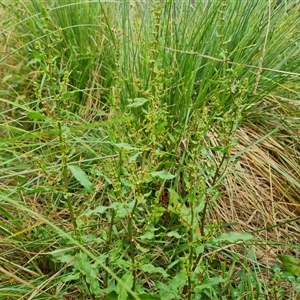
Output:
left=1, top=0, right=300, bottom=299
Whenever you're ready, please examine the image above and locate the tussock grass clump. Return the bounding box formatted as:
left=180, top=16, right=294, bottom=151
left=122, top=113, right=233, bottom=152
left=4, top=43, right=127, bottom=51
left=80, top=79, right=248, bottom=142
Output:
left=1, top=0, right=300, bottom=299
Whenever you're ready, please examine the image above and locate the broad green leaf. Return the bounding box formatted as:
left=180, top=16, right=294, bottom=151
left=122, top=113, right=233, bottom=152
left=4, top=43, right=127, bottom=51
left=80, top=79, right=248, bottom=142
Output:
left=31, top=50, right=43, bottom=59
left=60, top=273, right=80, bottom=283
left=81, top=233, right=103, bottom=243
left=85, top=205, right=108, bottom=217
left=106, top=292, right=118, bottom=299
left=52, top=253, right=74, bottom=264
left=135, top=242, right=149, bottom=253
left=141, top=264, right=169, bottom=278
left=169, top=270, right=188, bottom=291
left=75, top=252, right=101, bottom=295
left=167, top=231, right=182, bottom=238
left=195, top=277, right=228, bottom=291
left=68, top=165, right=94, bottom=193
left=150, top=171, right=175, bottom=180
left=129, top=152, right=142, bottom=163
left=212, top=232, right=253, bottom=244
left=168, top=188, right=179, bottom=206
left=153, top=206, right=166, bottom=218
left=120, top=177, right=134, bottom=187
left=140, top=231, right=155, bottom=241
left=115, top=258, right=131, bottom=268
left=27, top=58, right=40, bottom=66
left=127, top=98, right=148, bottom=108
left=294, top=285, right=300, bottom=293
left=278, top=255, right=300, bottom=276
left=96, top=171, right=112, bottom=185
left=156, top=282, right=178, bottom=300
left=75, top=252, right=90, bottom=274
left=156, top=121, right=167, bottom=133
left=110, top=202, right=127, bottom=219
left=27, top=111, right=46, bottom=120
left=117, top=272, right=134, bottom=300
left=62, top=91, right=74, bottom=100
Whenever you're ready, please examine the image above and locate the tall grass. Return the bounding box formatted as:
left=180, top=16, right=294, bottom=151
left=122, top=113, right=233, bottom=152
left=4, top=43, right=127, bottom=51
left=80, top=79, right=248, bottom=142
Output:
left=1, top=0, right=300, bottom=299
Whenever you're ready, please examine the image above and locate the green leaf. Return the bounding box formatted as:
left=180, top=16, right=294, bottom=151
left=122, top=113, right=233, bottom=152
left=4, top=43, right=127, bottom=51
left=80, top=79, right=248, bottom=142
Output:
left=150, top=171, right=176, bottom=180
left=156, top=282, right=177, bottom=300
left=117, top=272, right=134, bottom=300
left=27, top=111, right=46, bottom=120
left=169, top=270, right=188, bottom=291
left=74, top=252, right=101, bottom=295
left=127, top=98, right=148, bottom=108
left=60, top=273, right=80, bottom=283
left=68, top=165, right=94, bottom=193
left=141, top=263, right=169, bottom=278
left=106, top=292, right=118, bottom=299
left=140, top=231, right=155, bottom=241
left=85, top=205, right=108, bottom=217
left=153, top=206, right=166, bottom=218
left=115, top=258, right=131, bottom=268
left=212, top=232, right=253, bottom=244
left=278, top=255, right=300, bottom=276
left=168, top=188, right=179, bottom=206
left=114, top=143, right=138, bottom=150
left=167, top=231, right=182, bottom=238
left=61, top=91, right=74, bottom=100
left=110, top=202, right=127, bottom=219
left=129, top=152, right=142, bottom=163
left=14, top=176, right=28, bottom=185
left=156, top=121, right=167, bottom=133
left=96, top=171, right=112, bottom=185
left=135, top=242, right=149, bottom=253
left=195, top=277, right=228, bottom=291
left=52, top=253, right=74, bottom=264
left=138, top=294, right=161, bottom=300
left=294, top=285, right=300, bottom=293
left=120, top=177, right=134, bottom=187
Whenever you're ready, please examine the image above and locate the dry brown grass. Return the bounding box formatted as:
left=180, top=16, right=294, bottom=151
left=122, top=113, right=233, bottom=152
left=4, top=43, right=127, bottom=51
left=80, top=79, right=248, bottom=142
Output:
left=214, top=120, right=300, bottom=268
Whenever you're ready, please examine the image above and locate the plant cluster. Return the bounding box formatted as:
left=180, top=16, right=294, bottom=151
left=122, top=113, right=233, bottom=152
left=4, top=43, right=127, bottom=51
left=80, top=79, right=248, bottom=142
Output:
left=1, top=0, right=300, bottom=299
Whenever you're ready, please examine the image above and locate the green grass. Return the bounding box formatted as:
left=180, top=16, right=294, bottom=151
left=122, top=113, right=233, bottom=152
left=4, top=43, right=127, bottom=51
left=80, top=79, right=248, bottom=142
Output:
left=1, top=0, right=300, bottom=299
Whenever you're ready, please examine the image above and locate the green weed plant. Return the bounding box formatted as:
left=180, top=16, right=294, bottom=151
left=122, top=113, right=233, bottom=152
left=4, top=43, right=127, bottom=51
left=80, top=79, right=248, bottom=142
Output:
left=1, top=0, right=300, bottom=299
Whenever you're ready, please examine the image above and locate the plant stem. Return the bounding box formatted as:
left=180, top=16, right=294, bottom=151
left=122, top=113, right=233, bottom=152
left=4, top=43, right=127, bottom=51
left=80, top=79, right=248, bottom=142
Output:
left=128, top=198, right=138, bottom=291
left=45, top=27, right=77, bottom=230
left=104, top=209, right=115, bottom=287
